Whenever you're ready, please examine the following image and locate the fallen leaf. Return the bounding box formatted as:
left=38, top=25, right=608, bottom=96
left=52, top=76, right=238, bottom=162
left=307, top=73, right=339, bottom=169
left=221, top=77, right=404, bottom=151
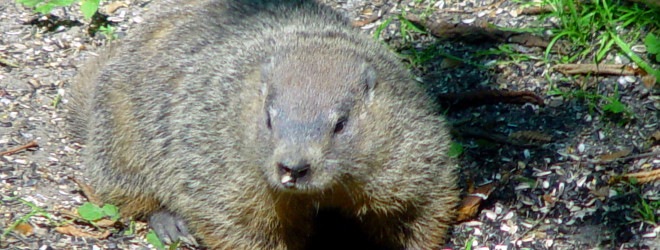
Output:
left=456, top=182, right=497, bottom=221
left=598, top=148, right=633, bottom=162
left=456, top=196, right=482, bottom=221
left=642, top=75, right=656, bottom=89
left=361, top=8, right=373, bottom=16
left=440, top=57, right=463, bottom=69
left=14, top=222, right=34, bottom=236
left=59, top=209, right=79, bottom=219
left=651, top=130, right=660, bottom=141
left=533, top=230, right=547, bottom=238
left=623, top=168, right=660, bottom=184
left=509, top=131, right=552, bottom=142
left=466, top=179, right=475, bottom=193
left=351, top=9, right=379, bottom=27
left=104, top=2, right=128, bottom=14
left=94, top=218, right=117, bottom=228
left=55, top=225, right=111, bottom=239
left=590, top=186, right=610, bottom=199
left=542, top=194, right=556, bottom=204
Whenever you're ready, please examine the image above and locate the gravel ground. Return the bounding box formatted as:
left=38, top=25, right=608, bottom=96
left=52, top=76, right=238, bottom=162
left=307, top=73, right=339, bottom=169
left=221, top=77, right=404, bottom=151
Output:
left=1, top=0, right=660, bottom=249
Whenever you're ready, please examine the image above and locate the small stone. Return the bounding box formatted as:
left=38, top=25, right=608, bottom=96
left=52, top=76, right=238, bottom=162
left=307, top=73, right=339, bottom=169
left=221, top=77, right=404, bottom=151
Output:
left=547, top=96, right=563, bottom=108
left=624, top=75, right=636, bottom=83
left=631, top=44, right=647, bottom=53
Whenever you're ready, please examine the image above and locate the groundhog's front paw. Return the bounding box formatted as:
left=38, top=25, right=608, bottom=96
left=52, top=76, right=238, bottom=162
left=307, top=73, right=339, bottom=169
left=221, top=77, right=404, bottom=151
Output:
left=148, top=209, right=198, bottom=246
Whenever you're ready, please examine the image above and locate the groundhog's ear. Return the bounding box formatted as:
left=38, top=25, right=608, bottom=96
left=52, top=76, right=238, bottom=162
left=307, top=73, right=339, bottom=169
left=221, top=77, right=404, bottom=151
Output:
left=361, top=63, right=377, bottom=91
left=360, top=63, right=377, bottom=103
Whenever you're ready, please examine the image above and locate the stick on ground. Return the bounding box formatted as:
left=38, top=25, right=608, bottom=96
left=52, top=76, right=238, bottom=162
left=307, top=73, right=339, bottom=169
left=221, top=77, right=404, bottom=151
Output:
left=0, top=141, right=38, bottom=156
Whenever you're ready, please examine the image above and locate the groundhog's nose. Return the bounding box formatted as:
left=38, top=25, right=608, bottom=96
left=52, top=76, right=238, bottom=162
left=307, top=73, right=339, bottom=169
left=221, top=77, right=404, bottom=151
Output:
left=277, top=160, right=310, bottom=188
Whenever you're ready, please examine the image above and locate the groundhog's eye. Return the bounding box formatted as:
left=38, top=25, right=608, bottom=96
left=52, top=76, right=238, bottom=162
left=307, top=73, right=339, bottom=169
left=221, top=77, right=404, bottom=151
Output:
left=333, top=117, right=347, bottom=134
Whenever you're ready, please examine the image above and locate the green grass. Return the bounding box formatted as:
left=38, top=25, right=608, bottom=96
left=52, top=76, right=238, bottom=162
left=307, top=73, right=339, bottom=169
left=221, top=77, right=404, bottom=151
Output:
left=636, top=197, right=660, bottom=224
left=1, top=198, right=57, bottom=242
left=98, top=24, right=118, bottom=40
left=476, top=44, right=543, bottom=64
left=381, top=0, right=660, bottom=83
left=538, top=0, right=660, bottom=80
left=16, top=0, right=101, bottom=19
left=529, top=0, right=660, bottom=126
left=374, top=13, right=435, bottom=68
left=547, top=84, right=633, bottom=123
left=464, top=237, right=475, bottom=250
left=397, top=11, right=428, bottom=45
left=616, top=180, right=660, bottom=225
left=146, top=229, right=182, bottom=250
left=0, top=199, right=138, bottom=246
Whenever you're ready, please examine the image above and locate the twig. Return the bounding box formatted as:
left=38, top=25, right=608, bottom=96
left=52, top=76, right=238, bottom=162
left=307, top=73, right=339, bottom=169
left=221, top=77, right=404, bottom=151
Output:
left=404, top=14, right=568, bottom=53
left=352, top=13, right=381, bottom=27
left=588, top=148, right=660, bottom=166
left=454, top=127, right=539, bottom=147
left=520, top=5, right=556, bottom=15
left=551, top=63, right=642, bottom=76
left=596, top=151, right=660, bottom=164
left=0, top=141, right=38, bottom=156
left=438, top=89, right=545, bottom=109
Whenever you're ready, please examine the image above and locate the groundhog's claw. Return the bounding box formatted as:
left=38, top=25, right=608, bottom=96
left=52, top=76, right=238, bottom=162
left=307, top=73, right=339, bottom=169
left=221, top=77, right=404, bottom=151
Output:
left=148, top=210, right=198, bottom=246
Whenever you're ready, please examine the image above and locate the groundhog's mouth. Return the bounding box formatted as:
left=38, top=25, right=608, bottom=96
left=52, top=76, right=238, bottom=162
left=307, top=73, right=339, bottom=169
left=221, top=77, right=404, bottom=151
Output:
left=279, top=167, right=307, bottom=188
left=275, top=180, right=315, bottom=192
left=266, top=162, right=340, bottom=193
left=269, top=175, right=330, bottom=194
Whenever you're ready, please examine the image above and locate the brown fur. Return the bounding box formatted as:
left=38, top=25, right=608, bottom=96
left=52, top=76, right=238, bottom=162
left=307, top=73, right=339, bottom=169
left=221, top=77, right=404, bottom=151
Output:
left=67, top=0, right=459, bottom=249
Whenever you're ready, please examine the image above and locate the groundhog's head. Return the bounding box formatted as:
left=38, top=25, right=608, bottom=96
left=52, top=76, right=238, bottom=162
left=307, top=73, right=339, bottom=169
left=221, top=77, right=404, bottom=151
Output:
left=256, top=47, right=377, bottom=193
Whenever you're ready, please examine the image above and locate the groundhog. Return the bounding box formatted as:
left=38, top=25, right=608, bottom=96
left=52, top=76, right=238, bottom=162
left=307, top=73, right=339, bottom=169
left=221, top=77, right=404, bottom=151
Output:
left=67, top=0, right=459, bottom=248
